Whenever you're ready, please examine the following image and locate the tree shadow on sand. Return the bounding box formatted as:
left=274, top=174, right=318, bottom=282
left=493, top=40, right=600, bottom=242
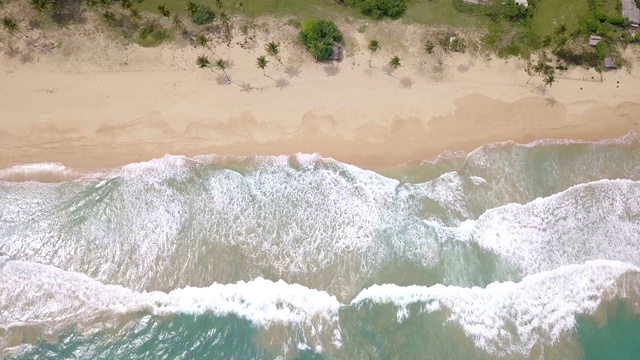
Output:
left=399, top=76, right=413, bottom=89
left=275, top=78, right=290, bottom=89
left=323, top=62, right=340, bottom=77
left=239, top=82, right=253, bottom=92
left=285, top=66, right=301, bottom=78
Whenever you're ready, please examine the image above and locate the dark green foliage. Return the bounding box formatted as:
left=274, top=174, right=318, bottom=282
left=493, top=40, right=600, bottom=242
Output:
left=31, top=0, right=57, bottom=13
left=342, top=0, right=406, bottom=19
left=191, top=5, right=214, bottom=25
left=554, top=47, right=599, bottom=67
left=299, top=19, right=342, bottom=61
left=360, top=0, right=406, bottom=19
left=138, top=24, right=171, bottom=47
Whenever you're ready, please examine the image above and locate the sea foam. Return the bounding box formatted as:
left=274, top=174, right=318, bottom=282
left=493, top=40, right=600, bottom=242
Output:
left=352, top=260, right=640, bottom=357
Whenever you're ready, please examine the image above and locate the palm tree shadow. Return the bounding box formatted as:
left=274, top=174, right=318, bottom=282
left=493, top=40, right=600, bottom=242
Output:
left=323, top=62, right=340, bottom=77
left=239, top=82, right=253, bottom=92
left=20, top=51, right=34, bottom=64
left=285, top=66, right=301, bottom=78
left=225, top=59, right=236, bottom=69
left=399, top=76, right=413, bottom=89
left=275, top=78, right=290, bottom=89
left=215, top=75, right=229, bottom=85
left=4, top=46, right=20, bottom=59
left=457, top=63, right=470, bottom=73
left=545, top=96, right=557, bottom=106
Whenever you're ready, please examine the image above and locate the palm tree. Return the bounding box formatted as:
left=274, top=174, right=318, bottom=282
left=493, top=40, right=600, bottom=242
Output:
left=157, top=5, right=170, bottom=18
left=31, top=0, right=55, bottom=13
left=196, top=33, right=216, bottom=55
left=196, top=33, right=210, bottom=49
left=186, top=0, right=198, bottom=16
left=256, top=55, right=268, bottom=76
left=102, top=11, right=115, bottom=26
left=172, top=14, right=182, bottom=29
left=425, top=41, right=434, bottom=54
left=196, top=54, right=211, bottom=69
left=266, top=41, right=282, bottom=64
left=1, top=16, right=25, bottom=37
left=215, top=58, right=230, bottom=82
left=120, top=0, right=132, bottom=10
left=129, top=7, right=141, bottom=20
left=389, top=55, right=401, bottom=70
left=544, top=74, right=555, bottom=87
left=368, top=40, right=380, bottom=67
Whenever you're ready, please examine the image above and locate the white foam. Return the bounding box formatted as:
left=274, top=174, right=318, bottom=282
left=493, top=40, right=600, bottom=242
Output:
left=352, top=260, right=640, bottom=356
left=0, top=259, right=342, bottom=351
left=0, top=163, right=84, bottom=183
left=453, top=179, right=640, bottom=274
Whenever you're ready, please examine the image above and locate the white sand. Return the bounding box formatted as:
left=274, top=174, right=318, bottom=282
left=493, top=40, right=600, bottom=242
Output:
left=1, top=16, right=639, bottom=169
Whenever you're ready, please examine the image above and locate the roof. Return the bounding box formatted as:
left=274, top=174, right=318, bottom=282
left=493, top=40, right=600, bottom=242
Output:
left=589, top=35, right=601, bottom=46
left=604, top=57, right=617, bottom=69
left=328, top=42, right=342, bottom=61
left=622, top=0, right=640, bottom=25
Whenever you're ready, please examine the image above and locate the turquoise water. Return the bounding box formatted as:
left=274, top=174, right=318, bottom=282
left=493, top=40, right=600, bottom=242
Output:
left=1, top=132, right=640, bottom=359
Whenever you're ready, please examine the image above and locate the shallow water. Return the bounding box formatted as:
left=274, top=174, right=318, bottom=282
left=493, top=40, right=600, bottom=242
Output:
left=1, top=132, right=640, bottom=359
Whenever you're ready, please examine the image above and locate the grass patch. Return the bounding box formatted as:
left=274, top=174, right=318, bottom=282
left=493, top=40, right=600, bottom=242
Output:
left=139, top=0, right=364, bottom=19
left=403, top=0, right=480, bottom=27
left=136, top=25, right=173, bottom=47
left=530, top=0, right=590, bottom=38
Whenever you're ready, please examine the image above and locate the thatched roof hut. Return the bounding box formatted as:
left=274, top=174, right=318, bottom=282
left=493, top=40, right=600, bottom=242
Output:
left=622, top=0, right=640, bottom=27
left=328, top=42, right=342, bottom=61
left=604, top=57, right=617, bottom=70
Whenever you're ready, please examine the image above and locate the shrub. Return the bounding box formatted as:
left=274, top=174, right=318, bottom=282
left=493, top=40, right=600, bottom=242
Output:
left=360, top=0, right=407, bottom=19
left=299, top=19, right=342, bottom=60
left=191, top=5, right=214, bottom=25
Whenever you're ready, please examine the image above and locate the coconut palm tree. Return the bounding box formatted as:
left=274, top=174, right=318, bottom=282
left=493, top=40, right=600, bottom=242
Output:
left=31, top=0, right=55, bottom=13
left=1, top=16, right=19, bottom=36
left=196, top=33, right=210, bottom=49
left=368, top=39, right=379, bottom=67
left=129, top=7, right=141, bottom=20
left=196, top=54, right=211, bottom=69
left=215, top=58, right=230, bottom=82
left=172, top=14, right=182, bottom=29
left=544, top=74, right=555, bottom=87
left=102, top=11, right=116, bottom=26
left=389, top=55, right=401, bottom=70
left=120, top=0, right=132, bottom=10
left=266, top=41, right=282, bottom=64
left=256, top=55, right=268, bottom=76
left=186, top=1, right=198, bottom=16
left=157, top=5, right=170, bottom=18
left=425, top=41, right=434, bottom=54
left=196, top=33, right=219, bottom=58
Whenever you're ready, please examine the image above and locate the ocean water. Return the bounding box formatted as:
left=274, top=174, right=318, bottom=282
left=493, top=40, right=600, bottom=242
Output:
left=2, top=132, right=640, bottom=359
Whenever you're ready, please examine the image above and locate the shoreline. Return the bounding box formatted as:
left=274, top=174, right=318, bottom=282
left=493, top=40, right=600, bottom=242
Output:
left=1, top=19, right=640, bottom=171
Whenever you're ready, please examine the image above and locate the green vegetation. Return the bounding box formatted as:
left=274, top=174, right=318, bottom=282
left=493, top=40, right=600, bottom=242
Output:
left=256, top=55, right=268, bottom=76
left=340, top=0, right=407, bottom=19
left=389, top=55, right=401, bottom=69
left=189, top=4, right=214, bottom=25
left=299, top=19, right=342, bottom=61
left=368, top=39, right=379, bottom=66
left=138, top=24, right=172, bottom=47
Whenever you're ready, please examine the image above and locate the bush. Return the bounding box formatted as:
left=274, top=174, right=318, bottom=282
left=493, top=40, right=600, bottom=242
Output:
left=359, top=0, right=406, bottom=19
left=299, top=19, right=342, bottom=60
left=191, top=5, right=214, bottom=25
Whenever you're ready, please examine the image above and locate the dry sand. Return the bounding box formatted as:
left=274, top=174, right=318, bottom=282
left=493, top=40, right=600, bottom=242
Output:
left=1, top=16, right=639, bottom=170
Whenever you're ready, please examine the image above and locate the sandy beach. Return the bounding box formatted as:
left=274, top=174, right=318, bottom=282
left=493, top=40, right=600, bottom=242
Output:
left=1, top=17, right=639, bottom=170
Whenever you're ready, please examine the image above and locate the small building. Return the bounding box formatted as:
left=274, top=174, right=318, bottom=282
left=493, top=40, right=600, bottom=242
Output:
left=622, top=0, right=640, bottom=27
left=589, top=35, right=601, bottom=47
left=604, top=57, right=617, bottom=70
left=328, top=42, right=342, bottom=61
